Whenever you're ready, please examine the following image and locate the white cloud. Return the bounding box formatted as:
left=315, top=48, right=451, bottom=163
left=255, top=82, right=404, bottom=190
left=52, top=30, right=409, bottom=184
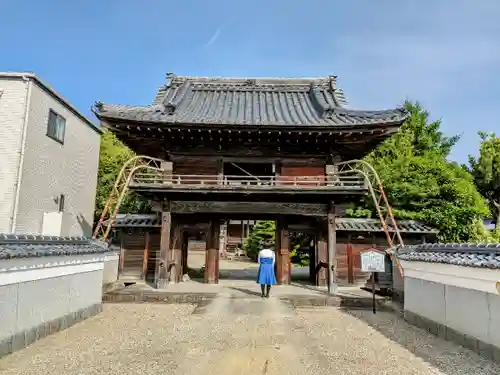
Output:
left=204, top=26, right=222, bottom=48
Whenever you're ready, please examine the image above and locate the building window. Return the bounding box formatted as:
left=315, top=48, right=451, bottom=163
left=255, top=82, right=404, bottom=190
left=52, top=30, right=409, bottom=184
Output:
left=47, top=109, right=66, bottom=143
left=58, top=194, right=65, bottom=212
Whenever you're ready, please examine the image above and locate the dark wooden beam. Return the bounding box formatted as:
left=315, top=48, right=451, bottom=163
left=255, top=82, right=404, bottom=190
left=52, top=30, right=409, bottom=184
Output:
left=170, top=201, right=329, bottom=216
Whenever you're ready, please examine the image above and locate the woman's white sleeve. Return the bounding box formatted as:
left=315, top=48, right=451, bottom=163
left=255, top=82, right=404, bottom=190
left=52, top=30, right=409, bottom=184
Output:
left=272, top=252, right=276, bottom=266
left=257, top=252, right=261, bottom=264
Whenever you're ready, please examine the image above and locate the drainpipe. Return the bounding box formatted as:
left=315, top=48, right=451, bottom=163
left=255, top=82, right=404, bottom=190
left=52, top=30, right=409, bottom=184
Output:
left=10, top=76, right=32, bottom=233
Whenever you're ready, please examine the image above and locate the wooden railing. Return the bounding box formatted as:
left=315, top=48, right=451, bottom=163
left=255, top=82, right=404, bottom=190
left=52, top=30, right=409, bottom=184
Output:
left=131, top=172, right=366, bottom=190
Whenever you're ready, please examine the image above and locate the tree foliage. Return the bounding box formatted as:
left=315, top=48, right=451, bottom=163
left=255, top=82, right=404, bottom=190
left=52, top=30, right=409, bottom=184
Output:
left=468, top=132, right=500, bottom=223
left=243, top=220, right=311, bottom=265
left=468, top=131, right=500, bottom=240
left=94, top=131, right=150, bottom=224
left=348, top=101, right=490, bottom=242
left=243, top=220, right=275, bottom=261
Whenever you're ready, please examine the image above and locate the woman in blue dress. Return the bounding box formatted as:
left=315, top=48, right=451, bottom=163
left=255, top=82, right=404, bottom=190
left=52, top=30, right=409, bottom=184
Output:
left=256, top=239, right=277, bottom=298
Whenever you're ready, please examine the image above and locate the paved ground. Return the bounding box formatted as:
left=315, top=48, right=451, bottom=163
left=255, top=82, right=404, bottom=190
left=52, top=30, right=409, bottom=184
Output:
left=1, top=297, right=499, bottom=375
left=2, top=255, right=499, bottom=374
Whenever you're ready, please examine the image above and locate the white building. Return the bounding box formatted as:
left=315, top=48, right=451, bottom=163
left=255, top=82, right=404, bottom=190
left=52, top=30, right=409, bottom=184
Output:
left=0, top=72, right=101, bottom=237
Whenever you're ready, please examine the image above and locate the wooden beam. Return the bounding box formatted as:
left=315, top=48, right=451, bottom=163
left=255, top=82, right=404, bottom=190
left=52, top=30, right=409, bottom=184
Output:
left=171, top=201, right=328, bottom=216
left=156, top=202, right=171, bottom=289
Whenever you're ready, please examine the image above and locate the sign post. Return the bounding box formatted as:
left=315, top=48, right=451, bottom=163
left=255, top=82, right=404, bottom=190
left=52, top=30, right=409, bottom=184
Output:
left=360, top=249, right=386, bottom=314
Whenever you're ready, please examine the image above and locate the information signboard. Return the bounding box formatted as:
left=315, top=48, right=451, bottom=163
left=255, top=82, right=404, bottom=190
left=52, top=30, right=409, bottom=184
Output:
left=360, top=250, right=386, bottom=273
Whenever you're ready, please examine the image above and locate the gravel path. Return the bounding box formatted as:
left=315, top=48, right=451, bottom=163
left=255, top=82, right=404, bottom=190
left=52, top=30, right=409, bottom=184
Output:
left=0, top=299, right=498, bottom=375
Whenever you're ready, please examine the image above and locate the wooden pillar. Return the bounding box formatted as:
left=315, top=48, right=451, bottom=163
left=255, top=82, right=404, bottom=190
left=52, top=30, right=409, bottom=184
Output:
left=240, top=220, right=244, bottom=245
left=275, top=218, right=291, bottom=285
left=119, top=234, right=125, bottom=277
left=315, top=234, right=328, bottom=286
left=326, top=155, right=341, bottom=186
left=169, top=225, right=183, bottom=283
left=181, top=231, right=189, bottom=275
left=156, top=202, right=171, bottom=289
left=141, top=231, right=150, bottom=280
left=219, top=220, right=227, bottom=255
left=347, top=242, right=354, bottom=284
left=217, top=158, right=224, bottom=184
left=205, top=219, right=220, bottom=284
left=309, top=237, right=316, bottom=284
left=327, top=203, right=338, bottom=294
left=161, top=161, right=173, bottom=184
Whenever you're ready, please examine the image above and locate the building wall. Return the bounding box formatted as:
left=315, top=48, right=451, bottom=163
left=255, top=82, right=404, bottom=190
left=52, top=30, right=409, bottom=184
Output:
left=280, top=164, right=325, bottom=185
left=103, top=252, right=119, bottom=285
left=0, top=77, right=29, bottom=233
left=173, top=158, right=218, bottom=178
left=14, top=81, right=101, bottom=236
left=401, top=260, right=500, bottom=361
left=0, top=253, right=106, bottom=357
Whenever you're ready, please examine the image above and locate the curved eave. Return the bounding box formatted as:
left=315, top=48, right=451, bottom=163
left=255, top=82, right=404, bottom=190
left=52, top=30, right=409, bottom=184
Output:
left=93, top=104, right=408, bottom=130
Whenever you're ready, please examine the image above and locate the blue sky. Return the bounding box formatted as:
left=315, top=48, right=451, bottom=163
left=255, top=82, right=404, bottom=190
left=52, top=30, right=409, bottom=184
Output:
left=1, top=0, right=499, bottom=162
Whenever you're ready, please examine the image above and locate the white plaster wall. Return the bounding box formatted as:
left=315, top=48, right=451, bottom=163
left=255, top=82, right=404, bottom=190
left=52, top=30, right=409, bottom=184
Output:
left=402, top=260, right=500, bottom=348
left=103, top=252, right=119, bottom=284
left=0, top=254, right=105, bottom=342
left=14, top=81, right=100, bottom=236
left=0, top=78, right=28, bottom=233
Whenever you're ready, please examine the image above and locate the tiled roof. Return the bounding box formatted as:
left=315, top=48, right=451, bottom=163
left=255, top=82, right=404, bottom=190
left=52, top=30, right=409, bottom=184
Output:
left=94, top=75, right=408, bottom=128
left=0, top=234, right=109, bottom=259
left=397, top=243, right=500, bottom=269
left=336, top=218, right=438, bottom=234
left=105, top=215, right=437, bottom=234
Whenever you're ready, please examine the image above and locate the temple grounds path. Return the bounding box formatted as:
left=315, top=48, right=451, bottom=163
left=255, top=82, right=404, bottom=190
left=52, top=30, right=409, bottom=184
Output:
left=1, top=297, right=499, bottom=375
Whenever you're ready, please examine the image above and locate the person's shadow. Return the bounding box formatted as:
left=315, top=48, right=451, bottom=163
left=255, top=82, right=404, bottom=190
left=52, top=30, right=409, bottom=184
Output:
left=228, top=286, right=262, bottom=297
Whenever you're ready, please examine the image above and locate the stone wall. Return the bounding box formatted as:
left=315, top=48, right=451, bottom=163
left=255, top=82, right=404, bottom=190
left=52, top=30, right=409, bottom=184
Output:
left=0, top=235, right=115, bottom=358
left=399, top=243, right=500, bottom=363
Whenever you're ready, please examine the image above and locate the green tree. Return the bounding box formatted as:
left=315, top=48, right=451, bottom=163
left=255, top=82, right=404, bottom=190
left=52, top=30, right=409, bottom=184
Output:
left=243, top=221, right=311, bottom=265
left=94, top=131, right=150, bottom=224
left=348, top=100, right=489, bottom=242
left=243, top=220, right=275, bottom=261
left=468, top=131, right=500, bottom=239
